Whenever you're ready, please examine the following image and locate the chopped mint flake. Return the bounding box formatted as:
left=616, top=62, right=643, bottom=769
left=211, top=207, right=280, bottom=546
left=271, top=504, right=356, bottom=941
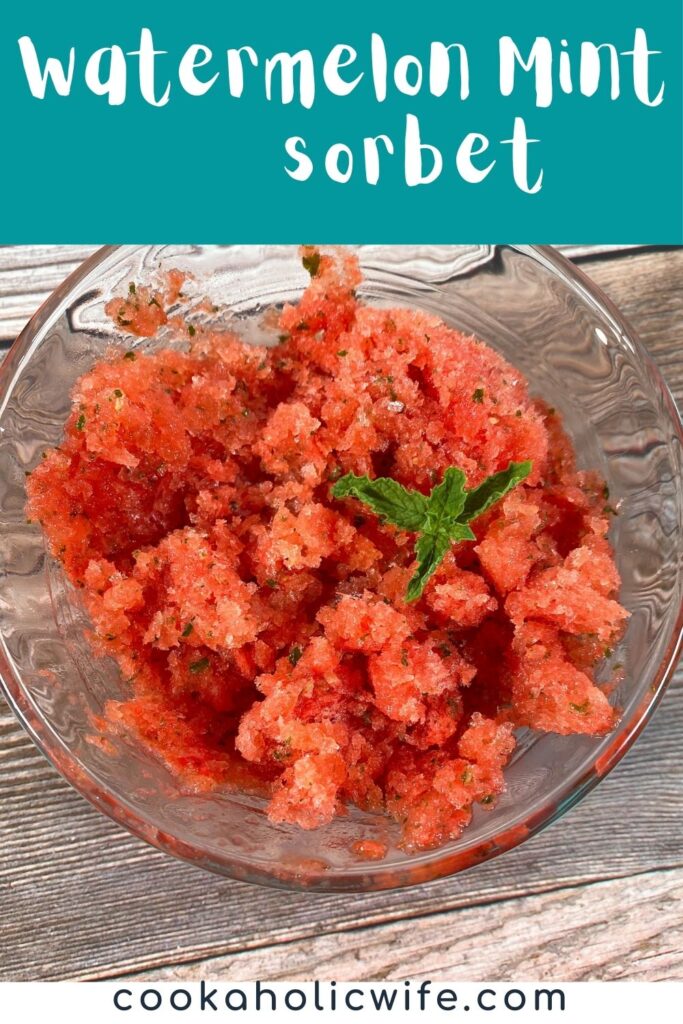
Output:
left=189, top=657, right=209, bottom=674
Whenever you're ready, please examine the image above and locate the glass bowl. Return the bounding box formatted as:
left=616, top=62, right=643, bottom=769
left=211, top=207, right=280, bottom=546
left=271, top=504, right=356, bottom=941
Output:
left=1, top=245, right=681, bottom=892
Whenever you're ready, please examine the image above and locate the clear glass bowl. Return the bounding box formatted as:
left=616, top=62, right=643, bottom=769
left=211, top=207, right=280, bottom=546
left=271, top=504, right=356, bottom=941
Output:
left=1, top=245, right=681, bottom=892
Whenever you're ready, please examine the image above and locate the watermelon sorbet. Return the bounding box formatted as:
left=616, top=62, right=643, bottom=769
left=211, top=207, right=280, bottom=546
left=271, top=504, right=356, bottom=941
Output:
left=26, top=247, right=628, bottom=853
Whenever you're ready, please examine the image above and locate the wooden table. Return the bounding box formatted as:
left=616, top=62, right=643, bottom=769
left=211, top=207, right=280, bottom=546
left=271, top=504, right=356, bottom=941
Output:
left=1, top=245, right=681, bottom=983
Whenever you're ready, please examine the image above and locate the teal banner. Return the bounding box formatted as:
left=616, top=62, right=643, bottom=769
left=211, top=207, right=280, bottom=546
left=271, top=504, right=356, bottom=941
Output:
left=0, top=1, right=680, bottom=241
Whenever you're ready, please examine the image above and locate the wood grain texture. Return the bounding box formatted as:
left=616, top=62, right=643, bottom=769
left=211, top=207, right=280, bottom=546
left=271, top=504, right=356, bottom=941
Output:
left=580, top=249, right=683, bottom=399
left=131, top=867, right=683, bottom=983
left=0, top=245, right=681, bottom=983
left=0, top=245, right=97, bottom=342
left=2, top=671, right=681, bottom=981
left=0, top=244, right=650, bottom=343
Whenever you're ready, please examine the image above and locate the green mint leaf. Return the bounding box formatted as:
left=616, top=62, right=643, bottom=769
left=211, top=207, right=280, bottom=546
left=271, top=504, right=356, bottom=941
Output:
left=332, top=473, right=428, bottom=532
left=404, top=469, right=472, bottom=602
left=406, top=531, right=452, bottom=602
left=406, top=521, right=476, bottom=602
left=461, top=460, right=532, bottom=523
left=451, top=521, right=477, bottom=542
left=422, top=466, right=467, bottom=536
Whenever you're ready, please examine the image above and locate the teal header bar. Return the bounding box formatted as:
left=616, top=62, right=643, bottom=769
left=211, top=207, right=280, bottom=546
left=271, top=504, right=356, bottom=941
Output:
left=0, top=1, right=680, bottom=242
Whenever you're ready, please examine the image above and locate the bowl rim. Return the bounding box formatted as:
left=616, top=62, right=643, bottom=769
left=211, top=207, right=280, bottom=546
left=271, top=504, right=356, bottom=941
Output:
left=1, top=242, right=682, bottom=892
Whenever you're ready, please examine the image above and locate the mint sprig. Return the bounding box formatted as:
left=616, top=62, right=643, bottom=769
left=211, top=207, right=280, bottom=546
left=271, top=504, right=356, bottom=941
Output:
left=332, top=460, right=532, bottom=602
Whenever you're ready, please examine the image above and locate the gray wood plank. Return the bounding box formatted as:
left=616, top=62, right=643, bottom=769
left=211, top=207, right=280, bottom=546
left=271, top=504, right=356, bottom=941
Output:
left=130, top=866, right=683, bottom=983
left=1, top=669, right=681, bottom=981
left=0, top=244, right=649, bottom=343
left=580, top=249, right=683, bottom=398
left=0, top=246, right=97, bottom=342
left=0, top=246, right=681, bottom=982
